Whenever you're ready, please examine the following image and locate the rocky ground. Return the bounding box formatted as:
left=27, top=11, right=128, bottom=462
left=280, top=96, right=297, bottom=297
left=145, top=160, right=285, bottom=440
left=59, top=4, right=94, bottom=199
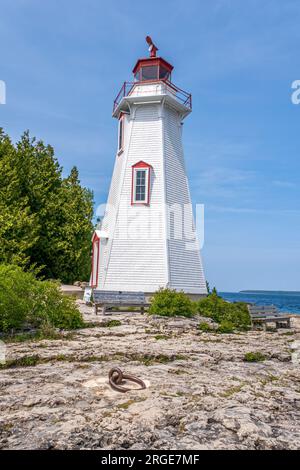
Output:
left=0, top=301, right=300, bottom=450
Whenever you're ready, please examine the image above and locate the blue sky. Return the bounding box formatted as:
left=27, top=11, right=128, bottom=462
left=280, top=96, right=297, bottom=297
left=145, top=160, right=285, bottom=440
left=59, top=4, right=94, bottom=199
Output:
left=1, top=0, right=300, bottom=291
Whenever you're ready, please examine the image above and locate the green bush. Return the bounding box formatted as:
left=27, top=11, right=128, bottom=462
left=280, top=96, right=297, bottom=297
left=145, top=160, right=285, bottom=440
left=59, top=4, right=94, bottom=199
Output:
left=198, top=322, right=213, bottom=332
left=0, top=264, right=36, bottom=331
left=149, top=288, right=195, bottom=318
left=217, top=320, right=235, bottom=334
left=30, top=280, right=84, bottom=330
left=244, top=352, right=266, bottom=362
left=0, top=264, right=83, bottom=332
left=196, top=290, right=250, bottom=330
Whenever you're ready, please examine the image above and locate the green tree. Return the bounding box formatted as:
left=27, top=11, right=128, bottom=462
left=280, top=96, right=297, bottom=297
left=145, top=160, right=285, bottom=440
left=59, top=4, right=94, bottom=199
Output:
left=0, top=129, right=94, bottom=282
left=0, top=130, right=39, bottom=267
left=14, top=131, right=63, bottom=276
left=0, top=202, right=38, bottom=267
left=52, top=166, right=94, bottom=283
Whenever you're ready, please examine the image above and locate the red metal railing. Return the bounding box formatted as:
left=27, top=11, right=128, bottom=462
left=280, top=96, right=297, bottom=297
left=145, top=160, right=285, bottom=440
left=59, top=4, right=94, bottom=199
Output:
left=113, top=80, right=192, bottom=113
left=113, top=82, right=135, bottom=113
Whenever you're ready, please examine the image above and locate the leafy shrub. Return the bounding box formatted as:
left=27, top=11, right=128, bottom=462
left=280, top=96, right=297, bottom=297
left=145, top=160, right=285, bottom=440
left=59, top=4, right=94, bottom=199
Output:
left=244, top=352, right=266, bottom=362
left=217, top=320, right=235, bottom=334
left=0, top=264, right=83, bottom=332
left=149, top=288, right=195, bottom=318
left=196, top=289, right=250, bottom=330
left=30, top=280, right=84, bottom=330
left=0, top=264, right=36, bottom=331
left=198, top=322, right=213, bottom=332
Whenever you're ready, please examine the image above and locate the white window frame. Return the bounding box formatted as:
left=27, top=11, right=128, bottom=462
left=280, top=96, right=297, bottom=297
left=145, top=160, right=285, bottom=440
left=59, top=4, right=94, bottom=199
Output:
left=132, top=167, right=150, bottom=204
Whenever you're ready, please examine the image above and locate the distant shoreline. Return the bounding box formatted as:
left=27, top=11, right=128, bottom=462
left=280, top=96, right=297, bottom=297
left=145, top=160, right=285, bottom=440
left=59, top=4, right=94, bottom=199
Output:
left=239, top=290, right=300, bottom=295
left=220, top=291, right=300, bottom=315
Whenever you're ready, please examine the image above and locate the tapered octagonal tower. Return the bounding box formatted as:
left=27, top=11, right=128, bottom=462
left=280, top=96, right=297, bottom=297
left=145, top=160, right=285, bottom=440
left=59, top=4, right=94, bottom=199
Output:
left=90, top=38, right=207, bottom=297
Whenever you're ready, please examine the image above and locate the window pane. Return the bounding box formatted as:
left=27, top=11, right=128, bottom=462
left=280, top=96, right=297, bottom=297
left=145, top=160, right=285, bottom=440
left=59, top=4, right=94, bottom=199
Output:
left=141, top=65, right=158, bottom=81
left=135, top=169, right=147, bottom=202
left=118, top=119, right=123, bottom=150
left=159, top=66, right=170, bottom=80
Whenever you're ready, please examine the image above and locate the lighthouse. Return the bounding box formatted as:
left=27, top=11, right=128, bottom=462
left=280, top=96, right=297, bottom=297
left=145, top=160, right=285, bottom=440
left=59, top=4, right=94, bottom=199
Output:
left=90, top=38, right=207, bottom=297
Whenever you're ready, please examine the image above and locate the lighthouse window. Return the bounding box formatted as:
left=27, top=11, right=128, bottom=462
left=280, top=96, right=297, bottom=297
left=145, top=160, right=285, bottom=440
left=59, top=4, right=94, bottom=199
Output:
left=118, top=116, right=124, bottom=152
left=141, top=65, right=158, bottom=81
left=132, top=167, right=150, bottom=204
left=159, top=66, right=170, bottom=80
left=135, top=170, right=146, bottom=201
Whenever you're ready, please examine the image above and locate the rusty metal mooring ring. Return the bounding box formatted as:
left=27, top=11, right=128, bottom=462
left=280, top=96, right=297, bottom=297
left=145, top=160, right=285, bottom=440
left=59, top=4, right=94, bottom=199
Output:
left=109, top=367, right=146, bottom=393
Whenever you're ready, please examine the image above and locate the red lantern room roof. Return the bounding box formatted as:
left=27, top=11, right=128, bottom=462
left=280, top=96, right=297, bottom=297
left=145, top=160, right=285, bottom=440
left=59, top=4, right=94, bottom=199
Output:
left=132, top=57, right=174, bottom=75
left=132, top=36, right=173, bottom=82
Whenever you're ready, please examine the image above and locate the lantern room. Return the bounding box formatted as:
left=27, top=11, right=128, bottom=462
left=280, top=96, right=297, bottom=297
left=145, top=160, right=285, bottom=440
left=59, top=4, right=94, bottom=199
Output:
left=112, top=36, right=192, bottom=118
left=132, top=57, right=173, bottom=82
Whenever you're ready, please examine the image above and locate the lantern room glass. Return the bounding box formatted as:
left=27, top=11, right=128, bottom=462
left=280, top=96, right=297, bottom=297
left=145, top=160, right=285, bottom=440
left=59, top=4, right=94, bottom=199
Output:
left=134, top=64, right=171, bottom=82
left=141, top=65, right=158, bottom=81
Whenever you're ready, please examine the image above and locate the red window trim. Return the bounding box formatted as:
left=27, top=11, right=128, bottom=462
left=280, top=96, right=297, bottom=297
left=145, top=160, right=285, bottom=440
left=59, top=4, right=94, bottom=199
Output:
left=91, top=233, right=100, bottom=287
left=131, top=161, right=152, bottom=206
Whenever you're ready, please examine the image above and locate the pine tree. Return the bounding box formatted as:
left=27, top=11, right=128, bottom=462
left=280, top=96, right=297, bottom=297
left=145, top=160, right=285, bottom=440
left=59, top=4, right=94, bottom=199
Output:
left=52, top=166, right=94, bottom=283
left=0, top=129, right=38, bottom=267
left=0, top=128, right=94, bottom=282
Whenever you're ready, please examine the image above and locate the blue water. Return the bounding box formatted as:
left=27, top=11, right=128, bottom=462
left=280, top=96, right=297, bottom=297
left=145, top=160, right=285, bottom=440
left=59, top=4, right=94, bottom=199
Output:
left=219, top=291, right=300, bottom=315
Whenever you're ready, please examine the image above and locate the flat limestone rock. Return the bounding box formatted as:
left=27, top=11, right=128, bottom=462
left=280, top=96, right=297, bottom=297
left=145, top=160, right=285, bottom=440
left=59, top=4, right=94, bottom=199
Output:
left=0, top=300, right=300, bottom=450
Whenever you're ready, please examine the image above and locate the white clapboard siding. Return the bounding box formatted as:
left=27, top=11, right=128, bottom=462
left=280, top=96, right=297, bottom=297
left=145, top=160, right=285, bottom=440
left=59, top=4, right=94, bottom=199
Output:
left=92, top=89, right=207, bottom=295
left=163, top=105, right=207, bottom=292
left=102, top=104, right=168, bottom=292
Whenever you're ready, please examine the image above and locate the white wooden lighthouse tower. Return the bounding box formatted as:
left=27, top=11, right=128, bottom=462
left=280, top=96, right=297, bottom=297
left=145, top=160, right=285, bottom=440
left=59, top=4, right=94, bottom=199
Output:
left=91, top=38, right=207, bottom=297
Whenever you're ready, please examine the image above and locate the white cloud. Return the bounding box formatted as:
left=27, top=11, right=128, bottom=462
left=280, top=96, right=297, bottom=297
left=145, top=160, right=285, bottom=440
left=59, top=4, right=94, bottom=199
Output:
left=190, top=167, right=255, bottom=199
left=272, top=180, right=297, bottom=189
